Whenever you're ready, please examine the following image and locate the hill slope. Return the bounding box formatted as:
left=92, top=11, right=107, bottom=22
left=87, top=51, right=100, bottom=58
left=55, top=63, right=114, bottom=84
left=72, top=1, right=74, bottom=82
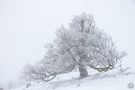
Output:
left=11, top=70, right=135, bottom=90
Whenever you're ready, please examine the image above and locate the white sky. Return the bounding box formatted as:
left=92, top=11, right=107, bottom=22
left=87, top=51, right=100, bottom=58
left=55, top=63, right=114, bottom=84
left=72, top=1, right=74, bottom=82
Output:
left=0, top=0, right=135, bottom=83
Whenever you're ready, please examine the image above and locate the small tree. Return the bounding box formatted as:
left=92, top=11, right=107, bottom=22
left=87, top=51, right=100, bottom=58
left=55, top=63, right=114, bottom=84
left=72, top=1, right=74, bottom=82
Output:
left=23, top=13, right=126, bottom=81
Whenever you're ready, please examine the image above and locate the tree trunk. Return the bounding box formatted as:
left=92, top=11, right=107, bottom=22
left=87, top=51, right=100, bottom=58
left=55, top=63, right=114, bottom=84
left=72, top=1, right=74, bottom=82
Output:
left=79, top=64, right=88, bottom=79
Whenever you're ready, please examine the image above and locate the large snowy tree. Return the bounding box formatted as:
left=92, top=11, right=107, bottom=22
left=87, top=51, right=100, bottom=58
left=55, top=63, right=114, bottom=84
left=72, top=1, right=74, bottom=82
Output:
left=23, top=13, right=126, bottom=82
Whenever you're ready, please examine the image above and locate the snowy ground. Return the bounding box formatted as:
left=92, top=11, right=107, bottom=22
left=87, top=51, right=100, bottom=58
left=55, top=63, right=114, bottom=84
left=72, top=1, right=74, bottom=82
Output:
left=10, top=69, right=135, bottom=90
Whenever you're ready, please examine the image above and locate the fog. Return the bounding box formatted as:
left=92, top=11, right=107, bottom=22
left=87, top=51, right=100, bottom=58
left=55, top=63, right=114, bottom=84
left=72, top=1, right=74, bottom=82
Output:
left=0, top=0, right=135, bottom=84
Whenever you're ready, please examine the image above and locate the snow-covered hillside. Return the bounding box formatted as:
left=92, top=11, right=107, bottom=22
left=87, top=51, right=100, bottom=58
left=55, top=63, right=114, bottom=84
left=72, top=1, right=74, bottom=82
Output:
left=11, top=70, right=135, bottom=90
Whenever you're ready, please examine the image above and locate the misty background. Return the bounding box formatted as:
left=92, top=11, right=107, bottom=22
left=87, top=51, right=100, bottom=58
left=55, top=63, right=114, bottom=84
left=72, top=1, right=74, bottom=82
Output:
left=0, top=0, right=135, bottom=85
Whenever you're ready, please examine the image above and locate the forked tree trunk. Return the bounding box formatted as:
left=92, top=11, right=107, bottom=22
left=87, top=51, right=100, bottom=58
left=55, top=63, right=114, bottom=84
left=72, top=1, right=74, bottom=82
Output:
left=79, top=64, right=88, bottom=79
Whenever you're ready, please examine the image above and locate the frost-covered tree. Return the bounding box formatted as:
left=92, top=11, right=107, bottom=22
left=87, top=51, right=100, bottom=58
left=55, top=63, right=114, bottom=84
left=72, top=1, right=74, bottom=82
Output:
left=23, top=13, right=126, bottom=81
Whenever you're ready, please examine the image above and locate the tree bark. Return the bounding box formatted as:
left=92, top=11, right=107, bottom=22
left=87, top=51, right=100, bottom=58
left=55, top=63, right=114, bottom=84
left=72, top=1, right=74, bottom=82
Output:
left=79, top=64, right=88, bottom=79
